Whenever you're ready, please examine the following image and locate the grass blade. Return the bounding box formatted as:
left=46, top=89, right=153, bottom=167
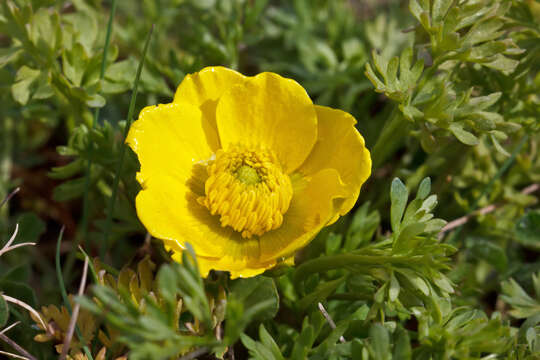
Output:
left=100, top=24, right=155, bottom=259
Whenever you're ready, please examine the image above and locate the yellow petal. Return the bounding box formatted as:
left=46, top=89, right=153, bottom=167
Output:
left=148, top=170, right=345, bottom=278
left=259, top=169, right=349, bottom=262
left=127, top=102, right=239, bottom=259
left=135, top=170, right=246, bottom=259
left=126, top=102, right=214, bottom=184
left=173, top=67, right=246, bottom=153
left=168, top=249, right=275, bottom=279
left=216, top=72, right=318, bottom=173
left=173, top=66, right=246, bottom=106
left=298, top=105, right=371, bottom=224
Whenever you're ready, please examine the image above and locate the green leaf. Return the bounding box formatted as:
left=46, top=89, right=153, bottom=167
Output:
left=345, top=202, right=380, bottom=250
left=390, top=178, right=409, bottom=232
left=62, top=42, right=88, bottom=86
left=432, top=0, right=452, bottom=23
left=16, top=212, right=46, bottom=244
left=0, top=46, right=22, bottom=68
left=393, top=327, right=412, bottom=360
left=0, top=295, right=8, bottom=328
left=389, top=272, right=400, bottom=302
left=230, top=276, right=279, bottom=322
left=515, top=210, right=540, bottom=250
left=291, top=320, right=316, bottom=360
left=86, top=93, right=106, bottom=108
left=259, top=324, right=285, bottom=360
left=0, top=280, right=37, bottom=308
left=449, top=123, right=479, bottom=145
left=298, top=277, right=345, bottom=310
left=11, top=66, right=40, bottom=104
left=490, top=133, right=510, bottom=157
left=416, top=177, right=431, bottom=200
left=466, top=237, right=508, bottom=273
left=370, top=323, right=390, bottom=360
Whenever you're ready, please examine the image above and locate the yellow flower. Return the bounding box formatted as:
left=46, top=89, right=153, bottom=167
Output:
left=126, top=67, right=371, bottom=278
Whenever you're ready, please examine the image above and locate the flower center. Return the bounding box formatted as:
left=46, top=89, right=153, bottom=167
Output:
left=198, top=145, right=293, bottom=239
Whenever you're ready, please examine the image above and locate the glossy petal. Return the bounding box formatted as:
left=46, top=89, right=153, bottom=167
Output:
left=126, top=103, right=214, bottom=184
left=169, top=250, right=275, bottom=279
left=216, top=72, right=318, bottom=173
left=259, top=169, right=349, bottom=261
left=174, top=67, right=246, bottom=152
left=135, top=168, right=247, bottom=259
left=174, top=66, right=246, bottom=106
left=298, top=105, right=371, bottom=224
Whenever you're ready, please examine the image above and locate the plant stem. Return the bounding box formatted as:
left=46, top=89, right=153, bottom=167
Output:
left=370, top=108, right=409, bottom=169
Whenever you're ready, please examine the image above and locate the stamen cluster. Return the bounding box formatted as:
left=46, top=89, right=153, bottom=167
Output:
left=198, top=145, right=293, bottom=238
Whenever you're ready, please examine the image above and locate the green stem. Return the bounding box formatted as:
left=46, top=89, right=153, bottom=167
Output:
left=101, top=25, right=155, bottom=259
left=370, top=109, right=408, bottom=169
left=293, top=253, right=424, bottom=284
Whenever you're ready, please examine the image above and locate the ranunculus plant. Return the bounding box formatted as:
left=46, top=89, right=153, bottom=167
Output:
left=127, top=67, right=371, bottom=277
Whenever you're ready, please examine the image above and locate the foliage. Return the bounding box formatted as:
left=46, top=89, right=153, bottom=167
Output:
left=0, top=0, right=539, bottom=359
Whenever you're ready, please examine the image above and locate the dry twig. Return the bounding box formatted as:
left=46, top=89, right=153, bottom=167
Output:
left=318, top=302, right=346, bottom=343
left=440, top=183, right=539, bottom=236
left=0, top=322, right=20, bottom=336
left=0, top=333, right=37, bottom=360
left=1, top=295, right=47, bottom=330
left=59, top=256, right=89, bottom=360
left=0, top=224, right=36, bottom=257
left=0, top=349, right=31, bottom=360
left=0, top=187, right=20, bottom=209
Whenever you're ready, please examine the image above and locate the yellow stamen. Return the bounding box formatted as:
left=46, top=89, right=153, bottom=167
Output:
left=198, top=145, right=293, bottom=238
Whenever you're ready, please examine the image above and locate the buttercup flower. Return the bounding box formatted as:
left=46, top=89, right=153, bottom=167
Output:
left=126, top=67, right=371, bottom=278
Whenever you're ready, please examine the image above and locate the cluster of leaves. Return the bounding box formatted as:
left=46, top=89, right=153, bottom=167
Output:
left=30, top=248, right=279, bottom=360
left=365, top=0, right=530, bottom=155
left=20, top=177, right=536, bottom=359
